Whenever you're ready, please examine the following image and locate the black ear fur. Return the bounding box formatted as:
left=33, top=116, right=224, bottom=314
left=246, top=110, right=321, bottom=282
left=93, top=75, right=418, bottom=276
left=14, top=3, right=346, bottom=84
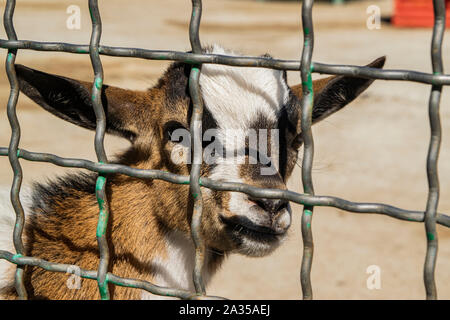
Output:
left=16, top=64, right=98, bottom=130
left=15, top=64, right=138, bottom=141
left=312, top=56, right=386, bottom=123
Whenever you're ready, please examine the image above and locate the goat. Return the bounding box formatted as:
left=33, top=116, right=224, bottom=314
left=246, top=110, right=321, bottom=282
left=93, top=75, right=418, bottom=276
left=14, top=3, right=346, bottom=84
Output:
left=0, top=45, right=385, bottom=299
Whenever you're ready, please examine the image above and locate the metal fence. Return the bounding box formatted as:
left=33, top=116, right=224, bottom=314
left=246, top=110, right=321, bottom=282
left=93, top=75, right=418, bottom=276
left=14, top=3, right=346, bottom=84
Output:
left=0, top=0, right=449, bottom=300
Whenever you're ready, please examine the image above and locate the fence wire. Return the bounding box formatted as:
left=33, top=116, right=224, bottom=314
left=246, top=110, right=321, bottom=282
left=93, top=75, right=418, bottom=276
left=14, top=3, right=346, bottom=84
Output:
left=0, top=0, right=449, bottom=300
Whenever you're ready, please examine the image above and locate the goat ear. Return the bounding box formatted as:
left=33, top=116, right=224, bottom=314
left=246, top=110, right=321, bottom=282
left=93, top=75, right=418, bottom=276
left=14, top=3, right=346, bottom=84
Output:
left=15, top=64, right=145, bottom=142
left=290, top=56, right=385, bottom=125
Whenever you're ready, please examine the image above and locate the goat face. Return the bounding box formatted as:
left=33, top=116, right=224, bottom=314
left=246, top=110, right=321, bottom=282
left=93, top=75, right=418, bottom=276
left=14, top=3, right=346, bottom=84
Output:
left=15, top=45, right=385, bottom=258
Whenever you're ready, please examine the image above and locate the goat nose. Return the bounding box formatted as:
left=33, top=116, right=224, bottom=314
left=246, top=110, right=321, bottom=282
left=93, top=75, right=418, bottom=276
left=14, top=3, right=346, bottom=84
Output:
left=249, top=197, right=288, bottom=215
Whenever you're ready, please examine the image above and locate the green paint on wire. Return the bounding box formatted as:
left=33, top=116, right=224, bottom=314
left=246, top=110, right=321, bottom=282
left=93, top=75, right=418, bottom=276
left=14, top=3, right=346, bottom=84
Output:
left=97, top=161, right=106, bottom=175
left=89, top=7, right=95, bottom=24
left=95, top=77, right=103, bottom=90
left=96, top=176, right=106, bottom=193
left=304, top=210, right=312, bottom=216
left=95, top=176, right=108, bottom=238
left=427, top=232, right=435, bottom=241
left=12, top=253, right=22, bottom=262
left=301, top=73, right=314, bottom=93
left=96, top=208, right=108, bottom=238
left=98, top=275, right=109, bottom=300
left=108, top=277, right=138, bottom=289
left=301, top=68, right=314, bottom=121
left=306, top=72, right=313, bottom=93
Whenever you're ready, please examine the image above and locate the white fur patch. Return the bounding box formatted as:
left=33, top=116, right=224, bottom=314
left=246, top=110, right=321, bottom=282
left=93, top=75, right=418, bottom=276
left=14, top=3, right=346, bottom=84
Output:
left=198, top=46, right=289, bottom=258
left=0, top=186, right=31, bottom=298
left=140, top=231, right=211, bottom=300
left=200, top=45, right=289, bottom=130
left=199, top=45, right=286, bottom=183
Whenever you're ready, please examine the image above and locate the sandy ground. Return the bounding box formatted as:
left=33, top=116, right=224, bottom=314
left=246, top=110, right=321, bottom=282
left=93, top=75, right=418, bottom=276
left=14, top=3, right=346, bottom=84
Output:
left=0, top=0, right=450, bottom=299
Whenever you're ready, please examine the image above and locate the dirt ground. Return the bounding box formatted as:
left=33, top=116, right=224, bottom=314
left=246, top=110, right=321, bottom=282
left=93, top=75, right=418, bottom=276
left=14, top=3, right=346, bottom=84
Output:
left=0, top=0, right=450, bottom=300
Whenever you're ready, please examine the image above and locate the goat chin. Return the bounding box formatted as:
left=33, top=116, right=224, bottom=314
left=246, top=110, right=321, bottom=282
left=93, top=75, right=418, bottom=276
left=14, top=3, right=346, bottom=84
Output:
left=236, top=233, right=287, bottom=258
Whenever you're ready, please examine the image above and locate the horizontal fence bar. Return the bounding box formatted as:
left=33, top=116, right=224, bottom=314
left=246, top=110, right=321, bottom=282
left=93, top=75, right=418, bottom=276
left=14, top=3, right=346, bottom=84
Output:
left=2, top=39, right=450, bottom=85
left=1, top=147, right=449, bottom=228
left=0, top=39, right=300, bottom=69
left=0, top=250, right=225, bottom=300
left=312, top=62, right=450, bottom=85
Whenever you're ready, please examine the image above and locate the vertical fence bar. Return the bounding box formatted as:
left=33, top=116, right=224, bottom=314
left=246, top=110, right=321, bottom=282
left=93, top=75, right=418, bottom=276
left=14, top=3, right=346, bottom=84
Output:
left=188, top=0, right=206, bottom=295
left=3, top=0, right=27, bottom=300
left=299, top=0, right=315, bottom=300
left=88, top=0, right=110, bottom=300
left=423, top=0, right=445, bottom=300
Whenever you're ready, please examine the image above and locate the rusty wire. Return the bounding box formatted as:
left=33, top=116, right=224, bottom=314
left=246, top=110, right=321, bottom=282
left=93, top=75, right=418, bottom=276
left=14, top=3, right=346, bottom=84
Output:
left=0, top=0, right=449, bottom=300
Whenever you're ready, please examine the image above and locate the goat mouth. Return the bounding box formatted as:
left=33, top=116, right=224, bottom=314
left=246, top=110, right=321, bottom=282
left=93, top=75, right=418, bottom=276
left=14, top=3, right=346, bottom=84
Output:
left=219, top=215, right=283, bottom=243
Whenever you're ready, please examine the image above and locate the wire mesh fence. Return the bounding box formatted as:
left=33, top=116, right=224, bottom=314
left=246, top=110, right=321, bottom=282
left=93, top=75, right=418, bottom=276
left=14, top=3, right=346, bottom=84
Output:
left=0, top=0, right=449, bottom=300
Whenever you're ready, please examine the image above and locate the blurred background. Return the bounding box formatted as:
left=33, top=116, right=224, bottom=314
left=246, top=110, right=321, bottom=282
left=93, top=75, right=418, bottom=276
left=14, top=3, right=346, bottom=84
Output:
left=0, top=0, right=449, bottom=299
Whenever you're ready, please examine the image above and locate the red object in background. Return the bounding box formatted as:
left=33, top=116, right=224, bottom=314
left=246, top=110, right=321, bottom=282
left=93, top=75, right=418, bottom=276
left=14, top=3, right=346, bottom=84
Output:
left=392, top=0, right=450, bottom=27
